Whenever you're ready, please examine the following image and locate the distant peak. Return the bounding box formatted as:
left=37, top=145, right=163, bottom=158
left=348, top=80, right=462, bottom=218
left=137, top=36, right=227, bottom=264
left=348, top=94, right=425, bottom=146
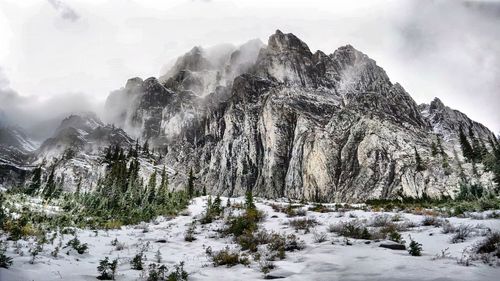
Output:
left=268, top=30, right=311, bottom=54
left=430, top=97, right=445, bottom=110
left=125, top=77, right=143, bottom=89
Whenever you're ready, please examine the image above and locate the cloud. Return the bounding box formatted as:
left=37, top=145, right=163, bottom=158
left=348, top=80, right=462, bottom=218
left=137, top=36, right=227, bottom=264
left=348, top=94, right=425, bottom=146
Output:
left=0, top=68, right=100, bottom=140
left=47, top=0, right=79, bottom=22
left=381, top=0, right=500, bottom=134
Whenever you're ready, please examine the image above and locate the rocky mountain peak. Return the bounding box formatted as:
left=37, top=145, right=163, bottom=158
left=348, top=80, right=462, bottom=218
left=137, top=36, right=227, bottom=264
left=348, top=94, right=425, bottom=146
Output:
left=429, top=97, right=446, bottom=111
left=164, top=46, right=212, bottom=79
left=268, top=29, right=312, bottom=55
left=56, top=112, right=102, bottom=134
left=125, top=77, right=144, bottom=89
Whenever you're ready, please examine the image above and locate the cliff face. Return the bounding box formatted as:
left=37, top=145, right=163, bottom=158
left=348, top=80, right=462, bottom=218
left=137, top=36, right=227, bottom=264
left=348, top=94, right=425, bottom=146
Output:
left=95, top=30, right=496, bottom=201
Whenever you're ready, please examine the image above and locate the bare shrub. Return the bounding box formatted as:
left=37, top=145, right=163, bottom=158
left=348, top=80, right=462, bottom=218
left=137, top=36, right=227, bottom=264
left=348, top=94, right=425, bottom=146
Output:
left=451, top=225, right=472, bottom=244
left=312, top=231, right=328, bottom=243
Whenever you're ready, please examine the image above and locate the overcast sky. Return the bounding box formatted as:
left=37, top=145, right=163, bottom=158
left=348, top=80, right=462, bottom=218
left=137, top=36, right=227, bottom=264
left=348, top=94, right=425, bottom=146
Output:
left=0, top=0, right=499, bottom=133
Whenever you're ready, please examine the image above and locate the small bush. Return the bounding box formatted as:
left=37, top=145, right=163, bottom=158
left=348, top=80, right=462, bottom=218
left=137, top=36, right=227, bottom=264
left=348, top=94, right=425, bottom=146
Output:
left=475, top=232, right=500, bottom=257
left=259, top=260, right=275, bottom=275
left=168, top=261, right=189, bottom=281
left=441, top=221, right=456, bottom=234
left=408, top=238, right=422, bottom=256
left=421, top=216, right=442, bottom=227
left=225, top=208, right=264, bottom=237
left=209, top=246, right=249, bottom=267
left=288, top=218, right=318, bottom=233
left=329, top=221, right=371, bottom=240
left=131, top=252, right=144, bottom=270
left=451, top=225, right=472, bottom=244
left=370, top=214, right=392, bottom=227
left=147, top=262, right=189, bottom=281
left=97, top=257, right=118, bottom=280
left=29, top=243, right=43, bottom=264
left=388, top=230, right=403, bottom=244
left=312, top=231, right=328, bottom=243
left=65, top=237, right=88, bottom=254
left=0, top=241, right=13, bottom=268
left=147, top=263, right=167, bottom=281
left=184, top=224, right=197, bottom=242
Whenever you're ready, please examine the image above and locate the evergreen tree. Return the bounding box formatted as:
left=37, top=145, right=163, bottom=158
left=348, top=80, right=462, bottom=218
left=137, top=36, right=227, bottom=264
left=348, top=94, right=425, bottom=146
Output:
left=157, top=167, right=169, bottom=205
left=437, top=137, right=445, bottom=156
left=414, top=147, right=425, bottom=172
left=469, top=127, right=482, bottom=162
left=147, top=171, right=157, bottom=204
left=142, top=140, right=149, bottom=155
left=43, top=167, right=57, bottom=199
left=75, top=177, right=82, bottom=196
left=459, top=127, right=474, bottom=161
left=245, top=190, right=255, bottom=210
left=431, top=142, right=438, bottom=157
left=187, top=168, right=195, bottom=199
left=26, top=165, right=42, bottom=195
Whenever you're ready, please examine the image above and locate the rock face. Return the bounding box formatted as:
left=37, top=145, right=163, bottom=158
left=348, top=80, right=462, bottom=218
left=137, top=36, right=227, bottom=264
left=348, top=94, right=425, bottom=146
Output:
left=100, top=30, right=497, bottom=202
left=419, top=97, right=496, bottom=143
left=0, top=125, right=37, bottom=187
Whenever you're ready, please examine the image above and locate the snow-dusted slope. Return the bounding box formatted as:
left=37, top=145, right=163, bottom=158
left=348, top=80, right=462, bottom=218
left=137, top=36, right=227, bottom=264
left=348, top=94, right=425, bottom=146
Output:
left=1, top=196, right=499, bottom=281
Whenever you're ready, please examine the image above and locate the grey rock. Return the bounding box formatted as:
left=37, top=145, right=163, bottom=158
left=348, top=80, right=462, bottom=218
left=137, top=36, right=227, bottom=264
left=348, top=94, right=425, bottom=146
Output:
left=379, top=242, right=406, bottom=250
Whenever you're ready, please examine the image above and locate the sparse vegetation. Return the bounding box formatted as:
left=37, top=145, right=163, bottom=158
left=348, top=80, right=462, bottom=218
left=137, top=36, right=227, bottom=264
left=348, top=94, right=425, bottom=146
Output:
left=451, top=225, right=473, bottom=244
left=207, top=246, right=249, bottom=267
left=328, top=221, right=371, bottom=240
left=65, top=237, right=88, bottom=254
left=408, top=237, right=422, bottom=256
left=0, top=241, right=13, bottom=268
left=288, top=217, right=318, bottom=233
left=97, top=257, right=118, bottom=280
left=475, top=232, right=500, bottom=257
left=131, top=252, right=144, bottom=270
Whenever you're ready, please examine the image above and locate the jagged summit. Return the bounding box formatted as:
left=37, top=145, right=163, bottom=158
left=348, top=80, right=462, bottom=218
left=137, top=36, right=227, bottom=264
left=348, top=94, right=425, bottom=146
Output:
left=268, top=29, right=312, bottom=54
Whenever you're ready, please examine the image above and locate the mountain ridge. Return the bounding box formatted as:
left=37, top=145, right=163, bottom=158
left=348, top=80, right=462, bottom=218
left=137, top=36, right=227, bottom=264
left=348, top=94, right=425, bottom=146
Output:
left=0, top=30, right=498, bottom=202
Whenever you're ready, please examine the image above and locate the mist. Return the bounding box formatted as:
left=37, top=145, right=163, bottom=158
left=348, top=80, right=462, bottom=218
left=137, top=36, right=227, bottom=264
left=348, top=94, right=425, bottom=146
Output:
left=0, top=68, right=101, bottom=140
left=0, top=0, right=498, bottom=134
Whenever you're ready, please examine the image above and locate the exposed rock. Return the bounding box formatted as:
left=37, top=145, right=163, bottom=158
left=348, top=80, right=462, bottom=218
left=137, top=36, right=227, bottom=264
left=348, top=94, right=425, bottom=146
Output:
left=379, top=242, right=406, bottom=250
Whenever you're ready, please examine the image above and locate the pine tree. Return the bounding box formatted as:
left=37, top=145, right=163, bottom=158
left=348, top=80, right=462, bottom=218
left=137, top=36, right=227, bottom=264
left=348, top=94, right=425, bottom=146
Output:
left=187, top=168, right=195, bottom=199
left=26, top=166, right=42, bottom=195
left=431, top=142, right=438, bottom=157
left=459, top=127, right=474, bottom=161
left=142, top=140, right=149, bottom=155
left=147, top=171, right=157, bottom=204
left=414, top=147, right=425, bottom=172
left=437, top=137, right=445, bottom=156
left=469, top=127, right=482, bottom=162
left=245, top=190, right=255, bottom=210
left=75, top=177, right=82, bottom=196
left=43, top=167, right=57, bottom=199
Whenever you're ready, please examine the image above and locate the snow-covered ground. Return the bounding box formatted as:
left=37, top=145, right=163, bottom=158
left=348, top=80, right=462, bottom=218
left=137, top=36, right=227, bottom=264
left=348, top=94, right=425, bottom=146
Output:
left=1, top=197, right=499, bottom=281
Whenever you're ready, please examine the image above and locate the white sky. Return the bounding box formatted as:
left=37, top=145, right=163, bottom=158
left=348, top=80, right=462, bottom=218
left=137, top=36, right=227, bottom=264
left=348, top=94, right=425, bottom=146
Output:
left=0, top=0, right=499, bottom=133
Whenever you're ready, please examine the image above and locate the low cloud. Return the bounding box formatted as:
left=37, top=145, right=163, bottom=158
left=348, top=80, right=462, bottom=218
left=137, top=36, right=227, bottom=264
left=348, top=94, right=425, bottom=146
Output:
left=0, top=68, right=99, bottom=140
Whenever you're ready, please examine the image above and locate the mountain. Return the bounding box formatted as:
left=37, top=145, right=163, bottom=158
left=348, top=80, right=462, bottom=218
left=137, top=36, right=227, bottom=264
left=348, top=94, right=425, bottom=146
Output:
left=29, top=112, right=139, bottom=192
left=0, top=125, right=37, bottom=188
left=0, top=30, right=496, bottom=201
left=101, top=30, right=497, bottom=202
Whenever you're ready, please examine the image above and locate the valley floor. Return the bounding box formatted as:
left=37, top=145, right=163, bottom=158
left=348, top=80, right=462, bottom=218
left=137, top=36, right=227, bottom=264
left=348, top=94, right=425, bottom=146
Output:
left=1, top=197, right=499, bottom=281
